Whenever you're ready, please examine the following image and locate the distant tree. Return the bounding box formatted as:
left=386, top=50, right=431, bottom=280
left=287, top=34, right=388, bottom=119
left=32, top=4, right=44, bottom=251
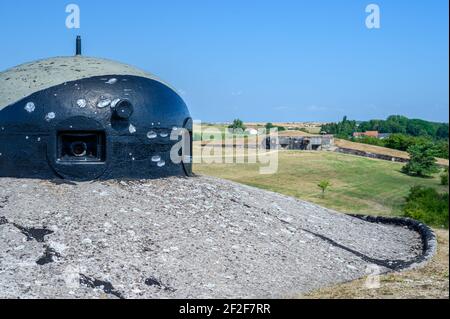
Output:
left=357, top=115, right=448, bottom=139
left=384, top=134, right=418, bottom=151
left=407, top=121, right=427, bottom=137
left=431, top=140, right=449, bottom=159
left=384, top=115, right=409, bottom=134
left=402, top=143, right=439, bottom=177
left=228, top=119, right=246, bottom=131
left=318, top=180, right=331, bottom=198
left=321, top=116, right=358, bottom=138
left=436, top=124, right=449, bottom=139
left=265, top=123, right=286, bottom=132
left=322, top=115, right=449, bottom=153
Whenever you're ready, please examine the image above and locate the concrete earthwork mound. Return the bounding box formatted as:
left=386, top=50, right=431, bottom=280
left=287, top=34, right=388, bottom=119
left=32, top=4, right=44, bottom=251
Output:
left=0, top=176, right=435, bottom=298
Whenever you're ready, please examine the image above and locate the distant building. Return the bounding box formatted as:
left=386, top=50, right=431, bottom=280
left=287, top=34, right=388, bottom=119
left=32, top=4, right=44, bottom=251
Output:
left=353, top=131, right=379, bottom=138
left=352, top=131, right=392, bottom=139
left=266, top=135, right=334, bottom=151
left=245, top=128, right=258, bottom=135
left=378, top=133, right=391, bottom=140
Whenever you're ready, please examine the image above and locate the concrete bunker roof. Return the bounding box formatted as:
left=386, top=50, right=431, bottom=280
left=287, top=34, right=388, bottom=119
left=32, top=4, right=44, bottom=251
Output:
left=0, top=56, right=171, bottom=110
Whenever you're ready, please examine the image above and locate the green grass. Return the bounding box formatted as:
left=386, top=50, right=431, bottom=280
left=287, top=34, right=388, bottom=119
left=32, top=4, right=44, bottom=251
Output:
left=193, top=124, right=253, bottom=142
left=304, top=127, right=322, bottom=134
left=194, top=151, right=448, bottom=216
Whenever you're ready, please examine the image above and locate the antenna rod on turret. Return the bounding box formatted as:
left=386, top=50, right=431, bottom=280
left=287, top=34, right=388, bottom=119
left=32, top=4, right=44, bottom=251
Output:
left=76, top=36, right=82, bottom=56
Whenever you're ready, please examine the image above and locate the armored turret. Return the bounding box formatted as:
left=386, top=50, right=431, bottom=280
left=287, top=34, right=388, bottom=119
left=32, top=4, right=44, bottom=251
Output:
left=0, top=37, right=192, bottom=181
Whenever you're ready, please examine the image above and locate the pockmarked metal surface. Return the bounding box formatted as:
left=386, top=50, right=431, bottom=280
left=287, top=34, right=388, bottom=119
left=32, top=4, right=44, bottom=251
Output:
left=0, top=53, right=192, bottom=181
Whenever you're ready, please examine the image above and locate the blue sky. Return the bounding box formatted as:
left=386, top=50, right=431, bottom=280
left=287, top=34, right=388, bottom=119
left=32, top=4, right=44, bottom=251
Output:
left=0, top=0, right=448, bottom=123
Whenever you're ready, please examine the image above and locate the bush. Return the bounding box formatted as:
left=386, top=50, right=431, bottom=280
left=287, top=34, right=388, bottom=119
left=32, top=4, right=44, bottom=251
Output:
left=431, top=140, right=449, bottom=159
left=441, top=168, right=449, bottom=186
left=356, top=136, right=385, bottom=147
left=403, top=186, right=449, bottom=228
left=317, top=180, right=331, bottom=198
left=384, top=133, right=417, bottom=151
left=402, top=143, right=439, bottom=177
left=265, top=123, right=286, bottom=132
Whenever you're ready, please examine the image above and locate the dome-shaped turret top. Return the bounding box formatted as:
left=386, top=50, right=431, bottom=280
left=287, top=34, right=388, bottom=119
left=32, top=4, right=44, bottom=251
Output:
left=0, top=56, right=172, bottom=109
left=0, top=50, right=192, bottom=181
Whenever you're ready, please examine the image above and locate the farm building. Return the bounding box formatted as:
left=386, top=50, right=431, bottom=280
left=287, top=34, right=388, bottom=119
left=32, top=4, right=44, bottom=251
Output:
left=267, top=134, right=334, bottom=150
left=353, top=131, right=380, bottom=138
left=353, top=131, right=391, bottom=140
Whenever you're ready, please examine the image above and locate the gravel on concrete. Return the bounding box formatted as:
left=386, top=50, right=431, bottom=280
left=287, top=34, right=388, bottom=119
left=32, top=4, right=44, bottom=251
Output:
left=0, top=176, right=425, bottom=299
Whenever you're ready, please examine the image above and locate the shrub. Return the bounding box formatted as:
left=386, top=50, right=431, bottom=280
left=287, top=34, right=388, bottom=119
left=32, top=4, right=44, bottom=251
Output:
left=431, top=140, right=449, bottom=159
left=384, top=133, right=417, bottom=151
left=265, top=123, right=286, bottom=132
left=317, top=180, right=331, bottom=198
left=357, top=136, right=385, bottom=147
left=441, top=168, right=449, bottom=186
left=403, top=186, right=449, bottom=228
left=402, top=143, right=439, bottom=177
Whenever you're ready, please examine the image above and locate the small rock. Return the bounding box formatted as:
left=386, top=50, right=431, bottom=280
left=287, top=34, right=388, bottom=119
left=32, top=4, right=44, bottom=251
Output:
left=82, top=238, right=92, bottom=245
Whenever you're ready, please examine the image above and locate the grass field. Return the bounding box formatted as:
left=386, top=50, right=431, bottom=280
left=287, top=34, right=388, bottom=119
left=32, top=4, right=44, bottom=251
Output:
left=194, top=150, right=447, bottom=217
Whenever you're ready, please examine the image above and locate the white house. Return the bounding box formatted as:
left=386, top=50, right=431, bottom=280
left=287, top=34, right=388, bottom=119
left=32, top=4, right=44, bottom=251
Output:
left=245, top=128, right=259, bottom=135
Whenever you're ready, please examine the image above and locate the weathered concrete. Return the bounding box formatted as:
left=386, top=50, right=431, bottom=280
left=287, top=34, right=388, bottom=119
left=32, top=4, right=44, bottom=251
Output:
left=0, top=56, right=172, bottom=109
left=0, top=176, right=429, bottom=299
left=268, top=135, right=334, bottom=151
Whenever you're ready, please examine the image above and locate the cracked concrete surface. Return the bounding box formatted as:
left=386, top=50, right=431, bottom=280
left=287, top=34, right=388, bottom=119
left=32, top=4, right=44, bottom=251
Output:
left=0, top=176, right=426, bottom=299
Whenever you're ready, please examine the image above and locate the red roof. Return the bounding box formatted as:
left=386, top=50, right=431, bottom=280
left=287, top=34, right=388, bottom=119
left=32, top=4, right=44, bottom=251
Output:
left=353, top=131, right=379, bottom=138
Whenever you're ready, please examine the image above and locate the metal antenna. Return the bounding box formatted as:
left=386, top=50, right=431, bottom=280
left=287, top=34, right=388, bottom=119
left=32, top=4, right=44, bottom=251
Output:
left=76, top=36, right=82, bottom=56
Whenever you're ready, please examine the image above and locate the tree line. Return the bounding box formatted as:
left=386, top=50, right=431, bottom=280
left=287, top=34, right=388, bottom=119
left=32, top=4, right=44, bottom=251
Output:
left=321, top=115, right=449, bottom=159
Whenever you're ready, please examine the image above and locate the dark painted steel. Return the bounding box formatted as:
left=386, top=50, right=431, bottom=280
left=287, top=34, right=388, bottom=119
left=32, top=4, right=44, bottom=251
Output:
left=76, top=36, right=82, bottom=55
left=0, top=75, right=193, bottom=181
